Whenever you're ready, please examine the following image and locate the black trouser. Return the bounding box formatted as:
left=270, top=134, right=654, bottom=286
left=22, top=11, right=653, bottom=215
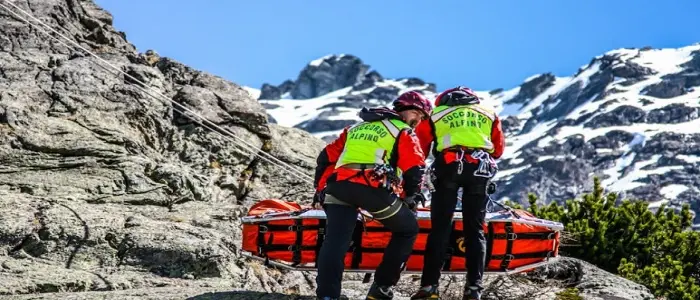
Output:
left=420, top=155, right=490, bottom=291
left=315, top=180, right=419, bottom=298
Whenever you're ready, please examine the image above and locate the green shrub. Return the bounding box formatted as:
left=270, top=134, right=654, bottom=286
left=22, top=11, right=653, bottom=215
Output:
left=519, top=177, right=700, bottom=300
left=555, top=288, right=583, bottom=300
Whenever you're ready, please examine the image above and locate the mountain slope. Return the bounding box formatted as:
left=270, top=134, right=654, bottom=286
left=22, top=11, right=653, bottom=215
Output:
left=252, top=44, right=700, bottom=226
left=485, top=45, right=700, bottom=221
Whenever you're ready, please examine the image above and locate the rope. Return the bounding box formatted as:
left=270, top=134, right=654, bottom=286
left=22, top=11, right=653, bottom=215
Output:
left=0, top=0, right=314, bottom=184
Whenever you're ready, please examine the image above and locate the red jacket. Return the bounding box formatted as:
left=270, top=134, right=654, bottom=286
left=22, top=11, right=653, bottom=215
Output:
left=414, top=120, right=434, bottom=159
left=413, top=107, right=505, bottom=164
left=314, top=123, right=426, bottom=197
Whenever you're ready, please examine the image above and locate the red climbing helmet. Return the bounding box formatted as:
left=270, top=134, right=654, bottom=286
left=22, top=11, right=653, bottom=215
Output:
left=435, top=86, right=480, bottom=106
left=392, top=90, right=433, bottom=118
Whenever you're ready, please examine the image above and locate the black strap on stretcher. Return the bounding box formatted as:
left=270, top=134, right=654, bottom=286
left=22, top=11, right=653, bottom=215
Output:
left=256, top=219, right=322, bottom=267
left=501, top=222, right=515, bottom=270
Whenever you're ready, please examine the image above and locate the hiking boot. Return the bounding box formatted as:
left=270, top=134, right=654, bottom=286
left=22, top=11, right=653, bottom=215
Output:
left=410, top=284, right=440, bottom=299
left=365, top=282, right=394, bottom=299
left=462, top=286, right=481, bottom=300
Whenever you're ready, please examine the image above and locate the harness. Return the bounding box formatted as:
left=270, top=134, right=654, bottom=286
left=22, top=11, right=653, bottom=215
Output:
left=341, top=163, right=402, bottom=196
left=442, top=146, right=498, bottom=178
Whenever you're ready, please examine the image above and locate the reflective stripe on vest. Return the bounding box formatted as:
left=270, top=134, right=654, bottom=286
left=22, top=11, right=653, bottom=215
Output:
left=336, top=119, right=410, bottom=171
left=431, top=104, right=496, bottom=152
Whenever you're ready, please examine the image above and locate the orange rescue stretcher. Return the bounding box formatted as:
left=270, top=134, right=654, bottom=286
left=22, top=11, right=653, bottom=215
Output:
left=241, top=199, right=564, bottom=275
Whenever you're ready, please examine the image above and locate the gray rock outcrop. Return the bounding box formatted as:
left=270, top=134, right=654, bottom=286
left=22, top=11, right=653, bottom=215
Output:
left=259, top=80, right=294, bottom=100
left=1, top=257, right=655, bottom=300
left=258, top=54, right=371, bottom=100
left=291, top=54, right=369, bottom=99
left=1, top=0, right=324, bottom=297
left=505, top=73, right=556, bottom=105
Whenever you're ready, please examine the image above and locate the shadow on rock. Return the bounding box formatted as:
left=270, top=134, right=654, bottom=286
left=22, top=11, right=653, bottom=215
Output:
left=187, top=291, right=316, bottom=300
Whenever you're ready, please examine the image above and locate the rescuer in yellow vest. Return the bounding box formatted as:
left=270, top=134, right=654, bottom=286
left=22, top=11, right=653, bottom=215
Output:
left=410, top=87, right=506, bottom=300
left=312, top=91, right=433, bottom=300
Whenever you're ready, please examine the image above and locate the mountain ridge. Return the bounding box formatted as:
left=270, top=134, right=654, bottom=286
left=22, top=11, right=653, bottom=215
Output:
left=250, top=43, right=700, bottom=226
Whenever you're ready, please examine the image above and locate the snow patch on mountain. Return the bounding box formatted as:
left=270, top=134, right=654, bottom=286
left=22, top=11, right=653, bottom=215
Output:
left=265, top=87, right=349, bottom=128
left=243, top=86, right=261, bottom=100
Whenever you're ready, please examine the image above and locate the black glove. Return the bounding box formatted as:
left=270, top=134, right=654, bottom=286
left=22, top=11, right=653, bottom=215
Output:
left=312, top=189, right=326, bottom=207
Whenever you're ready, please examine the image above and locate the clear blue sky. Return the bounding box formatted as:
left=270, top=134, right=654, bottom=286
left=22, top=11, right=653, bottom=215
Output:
left=95, top=0, right=699, bottom=92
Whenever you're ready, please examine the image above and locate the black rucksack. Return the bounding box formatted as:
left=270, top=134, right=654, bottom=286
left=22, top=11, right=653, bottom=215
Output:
left=357, top=106, right=401, bottom=122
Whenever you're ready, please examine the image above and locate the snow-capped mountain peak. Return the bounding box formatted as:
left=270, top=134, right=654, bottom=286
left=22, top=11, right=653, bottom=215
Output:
left=255, top=54, right=437, bottom=141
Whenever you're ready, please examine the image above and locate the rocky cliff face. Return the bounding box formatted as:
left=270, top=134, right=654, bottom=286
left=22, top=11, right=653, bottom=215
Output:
left=0, top=0, right=323, bottom=297
left=255, top=44, right=700, bottom=227
left=0, top=0, right=656, bottom=299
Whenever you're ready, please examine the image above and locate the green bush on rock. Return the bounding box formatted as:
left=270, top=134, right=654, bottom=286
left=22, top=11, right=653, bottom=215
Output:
left=509, top=177, right=700, bottom=300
